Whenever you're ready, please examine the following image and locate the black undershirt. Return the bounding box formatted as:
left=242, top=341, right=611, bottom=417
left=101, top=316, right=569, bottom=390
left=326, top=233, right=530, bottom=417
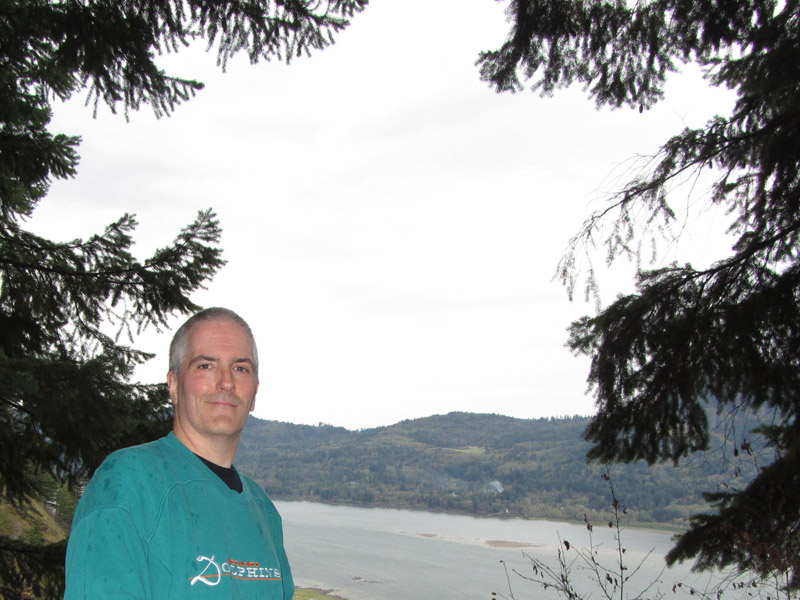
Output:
left=195, top=453, right=243, bottom=493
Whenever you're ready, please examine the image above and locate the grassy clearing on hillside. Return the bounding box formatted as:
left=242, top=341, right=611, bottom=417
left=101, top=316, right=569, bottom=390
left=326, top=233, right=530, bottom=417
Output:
left=0, top=498, right=67, bottom=543
left=443, top=445, right=486, bottom=455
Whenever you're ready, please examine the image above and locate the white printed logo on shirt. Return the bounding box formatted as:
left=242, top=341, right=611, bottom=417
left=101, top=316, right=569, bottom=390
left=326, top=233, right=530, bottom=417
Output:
left=190, top=554, right=283, bottom=586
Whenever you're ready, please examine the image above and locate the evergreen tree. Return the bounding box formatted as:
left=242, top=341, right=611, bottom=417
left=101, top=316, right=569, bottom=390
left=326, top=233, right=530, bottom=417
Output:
left=0, top=0, right=366, bottom=597
left=478, top=0, right=799, bottom=590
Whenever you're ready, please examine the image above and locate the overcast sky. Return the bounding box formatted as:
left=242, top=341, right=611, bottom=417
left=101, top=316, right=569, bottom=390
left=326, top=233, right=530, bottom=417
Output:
left=30, top=0, right=735, bottom=430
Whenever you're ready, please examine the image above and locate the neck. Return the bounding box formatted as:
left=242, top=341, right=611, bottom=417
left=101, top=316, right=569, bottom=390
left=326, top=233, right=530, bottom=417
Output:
left=173, top=424, right=240, bottom=468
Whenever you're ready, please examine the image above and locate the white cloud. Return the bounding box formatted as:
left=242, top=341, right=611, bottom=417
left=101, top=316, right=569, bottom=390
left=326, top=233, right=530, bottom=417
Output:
left=29, top=0, right=735, bottom=429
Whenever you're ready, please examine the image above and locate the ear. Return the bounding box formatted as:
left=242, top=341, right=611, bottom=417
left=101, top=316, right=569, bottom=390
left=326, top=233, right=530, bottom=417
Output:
left=249, top=382, right=259, bottom=413
left=167, top=371, right=178, bottom=405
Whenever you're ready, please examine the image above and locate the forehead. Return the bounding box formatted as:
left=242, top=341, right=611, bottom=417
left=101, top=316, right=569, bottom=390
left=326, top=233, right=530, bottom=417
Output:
left=185, top=318, right=253, bottom=357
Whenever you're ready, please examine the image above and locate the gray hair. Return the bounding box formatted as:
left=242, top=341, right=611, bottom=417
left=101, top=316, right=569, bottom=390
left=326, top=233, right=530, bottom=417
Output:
left=168, top=307, right=259, bottom=379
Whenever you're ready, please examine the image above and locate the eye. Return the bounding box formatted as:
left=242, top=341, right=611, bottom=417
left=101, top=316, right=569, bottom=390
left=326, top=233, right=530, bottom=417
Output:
left=234, top=364, right=251, bottom=373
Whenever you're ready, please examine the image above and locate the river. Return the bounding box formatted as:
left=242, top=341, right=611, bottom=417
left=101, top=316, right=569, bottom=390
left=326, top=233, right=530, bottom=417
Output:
left=277, top=501, right=727, bottom=600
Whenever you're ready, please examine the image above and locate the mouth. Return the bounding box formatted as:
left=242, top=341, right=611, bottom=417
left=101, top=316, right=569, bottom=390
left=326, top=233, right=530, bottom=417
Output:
left=208, top=395, right=239, bottom=408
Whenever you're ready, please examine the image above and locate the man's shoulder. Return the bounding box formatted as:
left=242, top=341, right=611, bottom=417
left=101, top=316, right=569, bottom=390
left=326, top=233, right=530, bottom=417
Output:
left=80, top=434, right=187, bottom=503
left=98, top=434, right=176, bottom=473
left=238, top=471, right=265, bottom=496
left=239, top=473, right=280, bottom=513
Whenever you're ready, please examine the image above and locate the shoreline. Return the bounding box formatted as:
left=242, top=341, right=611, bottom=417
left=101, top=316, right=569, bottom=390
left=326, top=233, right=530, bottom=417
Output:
left=275, top=497, right=684, bottom=534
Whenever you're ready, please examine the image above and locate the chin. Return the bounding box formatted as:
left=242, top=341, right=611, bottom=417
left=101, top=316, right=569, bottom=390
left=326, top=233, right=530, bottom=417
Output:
left=207, top=419, right=246, bottom=437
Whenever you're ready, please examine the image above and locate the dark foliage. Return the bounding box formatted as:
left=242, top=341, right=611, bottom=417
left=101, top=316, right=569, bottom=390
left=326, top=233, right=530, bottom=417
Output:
left=478, top=0, right=799, bottom=589
left=0, top=538, right=66, bottom=600
left=0, top=0, right=367, bottom=596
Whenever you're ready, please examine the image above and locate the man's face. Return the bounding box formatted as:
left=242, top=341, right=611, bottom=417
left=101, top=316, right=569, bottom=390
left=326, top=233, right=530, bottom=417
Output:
left=168, top=318, right=258, bottom=447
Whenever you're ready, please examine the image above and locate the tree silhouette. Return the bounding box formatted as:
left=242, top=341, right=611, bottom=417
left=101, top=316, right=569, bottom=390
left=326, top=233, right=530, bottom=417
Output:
left=479, top=0, right=800, bottom=590
left=0, top=0, right=366, bottom=596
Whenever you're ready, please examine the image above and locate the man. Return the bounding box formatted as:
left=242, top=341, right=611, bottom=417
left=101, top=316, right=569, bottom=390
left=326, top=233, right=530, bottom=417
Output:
left=64, top=307, right=294, bottom=599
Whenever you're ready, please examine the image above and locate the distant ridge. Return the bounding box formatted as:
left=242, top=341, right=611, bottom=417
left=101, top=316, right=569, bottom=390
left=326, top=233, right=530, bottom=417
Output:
left=237, top=411, right=758, bottom=528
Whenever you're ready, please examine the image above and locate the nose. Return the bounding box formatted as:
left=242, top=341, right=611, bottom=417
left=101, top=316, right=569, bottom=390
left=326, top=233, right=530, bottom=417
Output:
left=218, top=368, right=234, bottom=391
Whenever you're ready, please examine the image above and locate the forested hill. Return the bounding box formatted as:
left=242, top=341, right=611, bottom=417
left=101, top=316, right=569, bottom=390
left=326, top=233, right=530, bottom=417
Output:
left=236, top=412, right=758, bottom=528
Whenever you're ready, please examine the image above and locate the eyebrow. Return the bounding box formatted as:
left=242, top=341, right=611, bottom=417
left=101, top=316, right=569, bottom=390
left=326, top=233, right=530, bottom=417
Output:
left=190, top=355, right=255, bottom=366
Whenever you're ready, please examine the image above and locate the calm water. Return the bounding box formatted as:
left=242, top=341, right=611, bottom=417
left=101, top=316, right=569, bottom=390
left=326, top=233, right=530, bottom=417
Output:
left=277, top=501, right=725, bottom=600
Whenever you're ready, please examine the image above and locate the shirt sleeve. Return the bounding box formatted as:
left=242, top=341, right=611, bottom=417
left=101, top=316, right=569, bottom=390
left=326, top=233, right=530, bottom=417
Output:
left=268, top=508, right=294, bottom=600
left=64, top=505, right=152, bottom=599
left=278, top=529, right=294, bottom=600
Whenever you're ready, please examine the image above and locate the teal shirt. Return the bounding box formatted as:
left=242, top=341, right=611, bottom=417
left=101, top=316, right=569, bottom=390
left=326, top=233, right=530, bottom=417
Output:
left=65, top=433, right=294, bottom=599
